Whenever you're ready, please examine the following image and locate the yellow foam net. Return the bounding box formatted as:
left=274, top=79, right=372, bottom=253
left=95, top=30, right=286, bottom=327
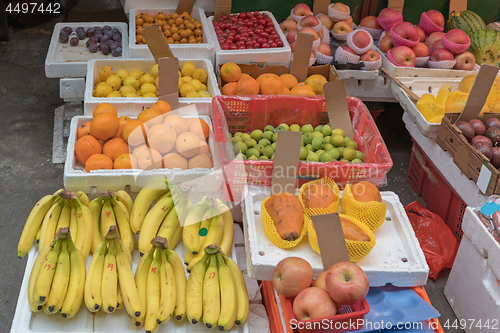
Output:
left=261, top=196, right=308, bottom=249
left=341, top=184, right=387, bottom=231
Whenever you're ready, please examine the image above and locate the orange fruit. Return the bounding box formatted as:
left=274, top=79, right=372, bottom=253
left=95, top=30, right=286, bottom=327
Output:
left=164, top=114, right=188, bottom=136
left=260, top=74, right=284, bottom=95
left=114, top=153, right=138, bottom=169
left=77, top=122, right=91, bottom=139
left=176, top=132, right=201, bottom=158
left=137, top=148, right=163, bottom=170
left=280, top=74, right=299, bottom=90
left=234, top=77, right=260, bottom=95
left=352, top=181, right=382, bottom=202
left=187, top=118, right=210, bottom=140
left=221, top=82, right=237, bottom=95
left=115, top=116, right=132, bottom=138
left=74, top=135, right=102, bottom=165
left=256, top=73, right=267, bottom=85
left=98, top=139, right=106, bottom=147
left=93, top=103, right=118, bottom=117
left=132, top=143, right=149, bottom=158
left=85, top=154, right=113, bottom=173
left=239, top=73, right=252, bottom=80
left=90, top=113, right=120, bottom=141
left=147, top=124, right=177, bottom=154
left=103, top=137, right=130, bottom=161
left=282, top=86, right=290, bottom=94
left=290, top=84, right=316, bottom=96
left=163, top=152, right=188, bottom=170
left=198, top=140, right=210, bottom=155
left=123, top=120, right=148, bottom=146
left=188, top=154, right=213, bottom=169
left=220, top=62, right=241, bottom=82
left=151, top=100, right=172, bottom=115
left=137, top=108, right=163, bottom=127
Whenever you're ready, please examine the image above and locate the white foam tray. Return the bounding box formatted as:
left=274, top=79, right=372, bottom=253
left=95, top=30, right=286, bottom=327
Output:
left=64, top=109, right=223, bottom=194
left=337, top=69, right=379, bottom=80
left=241, top=185, right=429, bottom=287
left=206, top=11, right=291, bottom=67
left=128, top=7, right=215, bottom=62
left=60, top=78, right=85, bottom=102
left=84, top=58, right=220, bottom=116
left=11, top=240, right=249, bottom=333
left=45, top=22, right=129, bottom=79
left=121, top=0, right=215, bottom=18
left=345, top=74, right=396, bottom=103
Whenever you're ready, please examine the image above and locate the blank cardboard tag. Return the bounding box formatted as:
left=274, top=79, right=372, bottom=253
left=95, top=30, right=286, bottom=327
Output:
left=311, top=214, right=350, bottom=270
left=176, top=0, right=195, bottom=15
left=142, top=24, right=175, bottom=62
left=158, top=57, right=179, bottom=110
left=323, top=80, right=354, bottom=138
left=457, top=64, right=499, bottom=122
left=290, top=33, right=314, bottom=83
left=313, top=0, right=330, bottom=15
left=270, top=131, right=302, bottom=195
left=388, top=0, right=405, bottom=13
left=214, top=0, right=232, bottom=19
left=477, top=163, right=494, bottom=194
left=449, top=0, right=468, bottom=14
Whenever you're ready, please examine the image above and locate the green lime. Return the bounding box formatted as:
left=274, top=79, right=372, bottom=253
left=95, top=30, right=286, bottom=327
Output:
left=356, top=150, right=364, bottom=161
left=303, top=132, right=314, bottom=144
left=329, top=148, right=340, bottom=160
left=331, top=129, right=345, bottom=137
left=263, top=131, right=273, bottom=142
left=322, top=125, right=332, bottom=137
left=343, top=147, right=356, bottom=161
left=306, top=152, right=319, bottom=162
left=319, top=152, right=333, bottom=162
left=300, top=147, right=309, bottom=160
left=235, top=142, right=247, bottom=154
left=290, top=124, right=301, bottom=132
left=314, top=125, right=323, bottom=132
left=312, top=137, right=325, bottom=150
left=264, top=125, right=274, bottom=132
left=246, top=148, right=259, bottom=159
left=250, top=129, right=264, bottom=142
left=301, top=124, right=314, bottom=134
left=331, top=134, right=344, bottom=147
left=263, top=146, right=274, bottom=158
left=244, top=138, right=257, bottom=148
left=259, top=139, right=271, bottom=147
left=231, top=136, right=243, bottom=144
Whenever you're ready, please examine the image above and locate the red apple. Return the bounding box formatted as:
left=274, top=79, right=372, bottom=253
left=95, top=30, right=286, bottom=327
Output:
left=444, top=29, right=470, bottom=45
left=325, top=262, right=369, bottom=306
left=293, top=287, right=337, bottom=321
left=332, top=21, right=352, bottom=34
left=351, top=30, right=372, bottom=49
left=378, top=35, right=393, bottom=53
left=454, top=51, right=476, bottom=70
left=280, top=19, right=298, bottom=34
left=317, top=28, right=324, bottom=40
left=392, top=22, right=419, bottom=42
left=360, top=49, right=381, bottom=61
left=317, top=42, right=332, bottom=56
left=312, top=272, right=328, bottom=291
left=391, top=45, right=416, bottom=66
left=412, top=42, right=430, bottom=57
left=425, top=31, right=445, bottom=48
left=342, top=45, right=357, bottom=55
left=430, top=48, right=455, bottom=61
left=345, top=16, right=353, bottom=25
left=292, top=3, right=312, bottom=16
left=415, top=25, right=426, bottom=42
left=359, top=16, right=381, bottom=30
left=425, top=9, right=445, bottom=29
left=317, top=14, right=335, bottom=30
left=299, top=15, right=320, bottom=28
left=331, top=2, right=349, bottom=13
left=378, top=8, right=400, bottom=19
left=272, top=257, right=313, bottom=297
left=430, top=40, right=444, bottom=51
left=286, top=29, right=299, bottom=44
left=299, top=27, right=320, bottom=40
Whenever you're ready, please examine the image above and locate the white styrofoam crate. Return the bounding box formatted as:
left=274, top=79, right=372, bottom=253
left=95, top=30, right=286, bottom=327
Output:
left=128, top=7, right=215, bottom=62
left=444, top=209, right=500, bottom=332
left=10, top=240, right=248, bottom=333
left=241, top=185, right=429, bottom=287
left=344, top=74, right=396, bottom=102
left=64, top=108, right=223, bottom=194
left=60, top=78, right=85, bottom=102
left=84, top=58, right=220, bottom=116
left=207, top=11, right=291, bottom=67
left=121, top=0, right=215, bottom=18
left=337, top=69, right=380, bottom=80
left=45, top=22, right=129, bottom=79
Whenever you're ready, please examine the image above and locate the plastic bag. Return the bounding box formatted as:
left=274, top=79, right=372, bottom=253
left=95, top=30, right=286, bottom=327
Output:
left=405, top=201, right=458, bottom=279
left=473, top=196, right=500, bottom=244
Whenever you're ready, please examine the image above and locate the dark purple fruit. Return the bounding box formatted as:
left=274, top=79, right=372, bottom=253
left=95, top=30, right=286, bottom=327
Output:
left=94, top=31, right=103, bottom=41
left=111, top=47, right=122, bottom=57
left=485, top=117, right=500, bottom=130
left=76, top=31, right=85, bottom=40
left=456, top=121, right=475, bottom=142
left=486, top=127, right=500, bottom=146
left=62, top=26, right=72, bottom=34
left=105, top=30, right=114, bottom=38
left=76, top=27, right=86, bottom=35
left=100, top=35, right=110, bottom=44
left=469, top=119, right=486, bottom=136
left=88, top=43, right=98, bottom=53
left=492, top=147, right=500, bottom=168
left=59, top=33, right=69, bottom=43
left=86, top=28, right=94, bottom=37
left=114, top=41, right=122, bottom=48
left=70, top=37, right=79, bottom=46
left=86, top=37, right=97, bottom=47
left=474, top=141, right=493, bottom=160
left=102, top=25, right=112, bottom=31
left=112, top=32, right=121, bottom=41
left=472, top=135, right=492, bottom=147
left=112, top=28, right=120, bottom=35
left=100, top=44, right=111, bottom=55
left=109, top=41, right=117, bottom=50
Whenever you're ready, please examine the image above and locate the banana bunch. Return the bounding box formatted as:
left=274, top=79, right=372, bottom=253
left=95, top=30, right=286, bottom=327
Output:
left=84, top=225, right=142, bottom=319
left=134, top=236, right=187, bottom=333
left=88, top=190, right=135, bottom=254
left=130, top=179, right=191, bottom=255
left=186, top=244, right=249, bottom=330
left=18, top=189, right=92, bottom=260
left=183, top=197, right=234, bottom=271
left=28, top=227, right=86, bottom=319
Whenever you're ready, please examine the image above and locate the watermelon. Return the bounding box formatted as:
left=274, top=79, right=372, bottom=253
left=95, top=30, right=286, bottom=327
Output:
left=469, top=29, right=500, bottom=66
left=447, top=10, right=486, bottom=37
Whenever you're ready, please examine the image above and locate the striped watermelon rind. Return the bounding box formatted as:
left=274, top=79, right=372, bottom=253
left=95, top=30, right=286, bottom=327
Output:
left=469, top=29, right=500, bottom=66
left=447, top=10, right=486, bottom=37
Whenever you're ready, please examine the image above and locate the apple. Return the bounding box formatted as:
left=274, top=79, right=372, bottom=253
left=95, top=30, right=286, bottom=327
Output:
left=310, top=51, right=315, bottom=59
left=317, top=42, right=332, bottom=56
left=392, top=22, right=419, bottom=42
left=280, top=19, right=298, bottom=34
left=299, top=27, right=320, bottom=40
left=444, top=29, right=470, bottom=45
left=390, top=45, right=416, bottom=66
left=317, top=28, right=324, bottom=40
left=454, top=51, right=476, bottom=70
left=332, top=21, right=352, bottom=35
left=378, top=8, right=400, bottom=19
left=312, top=272, right=328, bottom=291
left=299, top=15, right=320, bottom=28
left=290, top=41, right=296, bottom=52
left=360, top=49, right=381, bottom=62
left=412, top=42, right=430, bottom=57
left=378, top=35, right=393, bottom=53
left=425, top=31, right=445, bottom=48
left=317, top=14, right=335, bottom=30
left=415, top=25, right=426, bottom=42
left=430, top=39, right=444, bottom=51
left=351, top=30, right=372, bottom=49
left=345, top=16, right=353, bottom=25
left=425, top=9, right=445, bottom=29
left=272, top=257, right=313, bottom=297
left=292, top=3, right=312, bottom=17
left=325, top=262, right=370, bottom=306
left=430, top=48, right=455, bottom=61
left=293, top=287, right=337, bottom=321
left=286, top=29, right=299, bottom=44
left=359, top=16, right=381, bottom=30
left=342, top=45, right=357, bottom=55
left=330, top=2, right=349, bottom=13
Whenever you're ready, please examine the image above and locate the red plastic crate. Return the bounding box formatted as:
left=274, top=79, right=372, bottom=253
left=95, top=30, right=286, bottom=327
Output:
left=212, top=95, right=393, bottom=203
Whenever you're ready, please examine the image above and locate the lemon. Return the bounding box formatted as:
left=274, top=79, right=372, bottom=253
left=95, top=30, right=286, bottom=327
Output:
left=116, top=69, right=130, bottom=83
left=155, top=77, right=159, bottom=88
left=179, top=83, right=197, bottom=97
left=190, top=79, right=203, bottom=91
left=124, top=92, right=139, bottom=98
left=123, top=76, right=140, bottom=90
left=140, top=83, right=157, bottom=95
left=186, top=91, right=201, bottom=98
left=192, top=68, right=208, bottom=83
left=94, top=76, right=102, bottom=86
left=99, top=66, right=114, bottom=82
left=106, top=75, right=122, bottom=91
left=140, top=73, right=155, bottom=86
left=142, top=92, right=157, bottom=98
left=119, top=85, right=136, bottom=96
left=178, top=70, right=182, bottom=78
left=150, top=64, right=159, bottom=79
left=304, top=74, right=328, bottom=95
left=107, top=91, right=122, bottom=97
left=94, top=83, right=113, bottom=97
left=182, top=76, right=193, bottom=83
left=181, top=62, right=196, bottom=77
left=129, top=70, right=145, bottom=78
left=200, top=83, right=207, bottom=91
left=198, top=91, right=212, bottom=97
left=178, top=78, right=185, bottom=90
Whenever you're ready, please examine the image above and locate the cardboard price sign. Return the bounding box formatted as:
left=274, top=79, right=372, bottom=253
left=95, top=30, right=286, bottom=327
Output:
left=449, top=0, right=467, bottom=14
left=175, top=0, right=195, bottom=16
left=290, top=32, right=314, bottom=83
left=388, top=0, right=405, bottom=13
left=313, top=0, right=330, bottom=15
left=214, top=0, right=232, bottom=19
left=323, top=80, right=354, bottom=139
left=270, top=131, right=302, bottom=195
left=312, top=214, right=350, bottom=269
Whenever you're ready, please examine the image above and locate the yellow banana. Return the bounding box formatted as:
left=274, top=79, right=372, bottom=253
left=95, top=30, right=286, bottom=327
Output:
left=35, top=225, right=42, bottom=245
left=166, top=249, right=187, bottom=322
left=75, top=199, right=93, bottom=260
left=168, top=220, right=183, bottom=251
left=28, top=242, right=54, bottom=312
left=188, top=214, right=224, bottom=271
left=216, top=252, right=237, bottom=331
left=182, top=202, right=207, bottom=255
left=184, top=251, right=195, bottom=266
left=88, top=197, right=103, bottom=253
left=224, top=254, right=249, bottom=325
left=134, top=246, right=155, bottom=328
left=38, top=199, right=65, bottom=252
left=111, top=197, right=135, bottom=253
left=178, top=197, right=192, bottom=227
left=100, top=199, right=117, bottom=239
left=202, top=254, right=220, bottom=329
left=157, top=249, right=176, bottom=325
left=60, top=239, right=86, bottom=319
left=56, top=200, right=71, bottom=230
left=77, top=191, right=89, bottom=206
left=69, top=201, right=78, bottom=244
left=186, top=253, right=209, bottom=325
left=84, top=240, right=108, bottom=312
left=130, top=179, right=170, bottom=234
left=217, top=200, right=235, bottom=256
left=117, top=278, right=124, bottom=310
left=45, top=240, right=70, bottom=314
left=101, top=241, right=118, bottom=313
left=116, top=240, right=142, bottom=318
left=145, top=247, right=161, bottom=333
left=156, top=204, right=179, bottom=242
left=33, top=239, right=62, bottom=305
left=138, top=195, right=174, bottom=255
left=115, top=190, right=134, bottom=215
left=18, top=193, right=59, bottom=258
left=199, top=206, right=216, bottom=249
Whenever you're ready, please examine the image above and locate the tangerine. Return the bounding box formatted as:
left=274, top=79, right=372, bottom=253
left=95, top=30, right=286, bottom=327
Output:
left=164, top=114, right=188, bottom=136
left=137, top=108, right=163, bottom=127
left=147, top=124, right=177, bottom=154
left=290, top=84, right=316, bottom=96
left=77, top=122, right=91, bottom=139
left=186, top=118, right=210, bottom=140
left=103, top=137, right=130, bottom=161
left=198, top=140, right=210, bottom=155
left=85, top=154, right=113, bottom=173
left=176, top=132, right=200, bottom=158
left=221, top=82, right=237, bottom=95
left=132, top=143, right=150, bottom=158
left=114, top=153, right=138, bottom=169
left=150, top=100, right=172, bottom=115
left=93, top=103, right=118, bottom=117
left=260, top=74, right=284, bottom=95
left=74, top=135, right=102, bottom=165
left=188, top=154, right=213, bottom=169
left=163, top=153, right=188, bottom=170
left=115, top=116, right=132, bottom=138
left=90, top=113, right=120, bottom=141
left=280, top=74, right=299, bottom=90
left=234, top=77, right=260, bottom=95
left=137, top=148, right=163, bottom=170
left=220, top=62, right=241, bottom=82
left=123, top=120, right=148, bottom=146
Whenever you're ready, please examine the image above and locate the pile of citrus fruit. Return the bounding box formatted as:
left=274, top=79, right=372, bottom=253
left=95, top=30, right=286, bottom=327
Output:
left=220, top=62, right=328, bottom=96
left=75, top=102, right=213, bottom=172
left=177, top=62, right=212, bottom=98
left=135, top=11, right=204, bottom=45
